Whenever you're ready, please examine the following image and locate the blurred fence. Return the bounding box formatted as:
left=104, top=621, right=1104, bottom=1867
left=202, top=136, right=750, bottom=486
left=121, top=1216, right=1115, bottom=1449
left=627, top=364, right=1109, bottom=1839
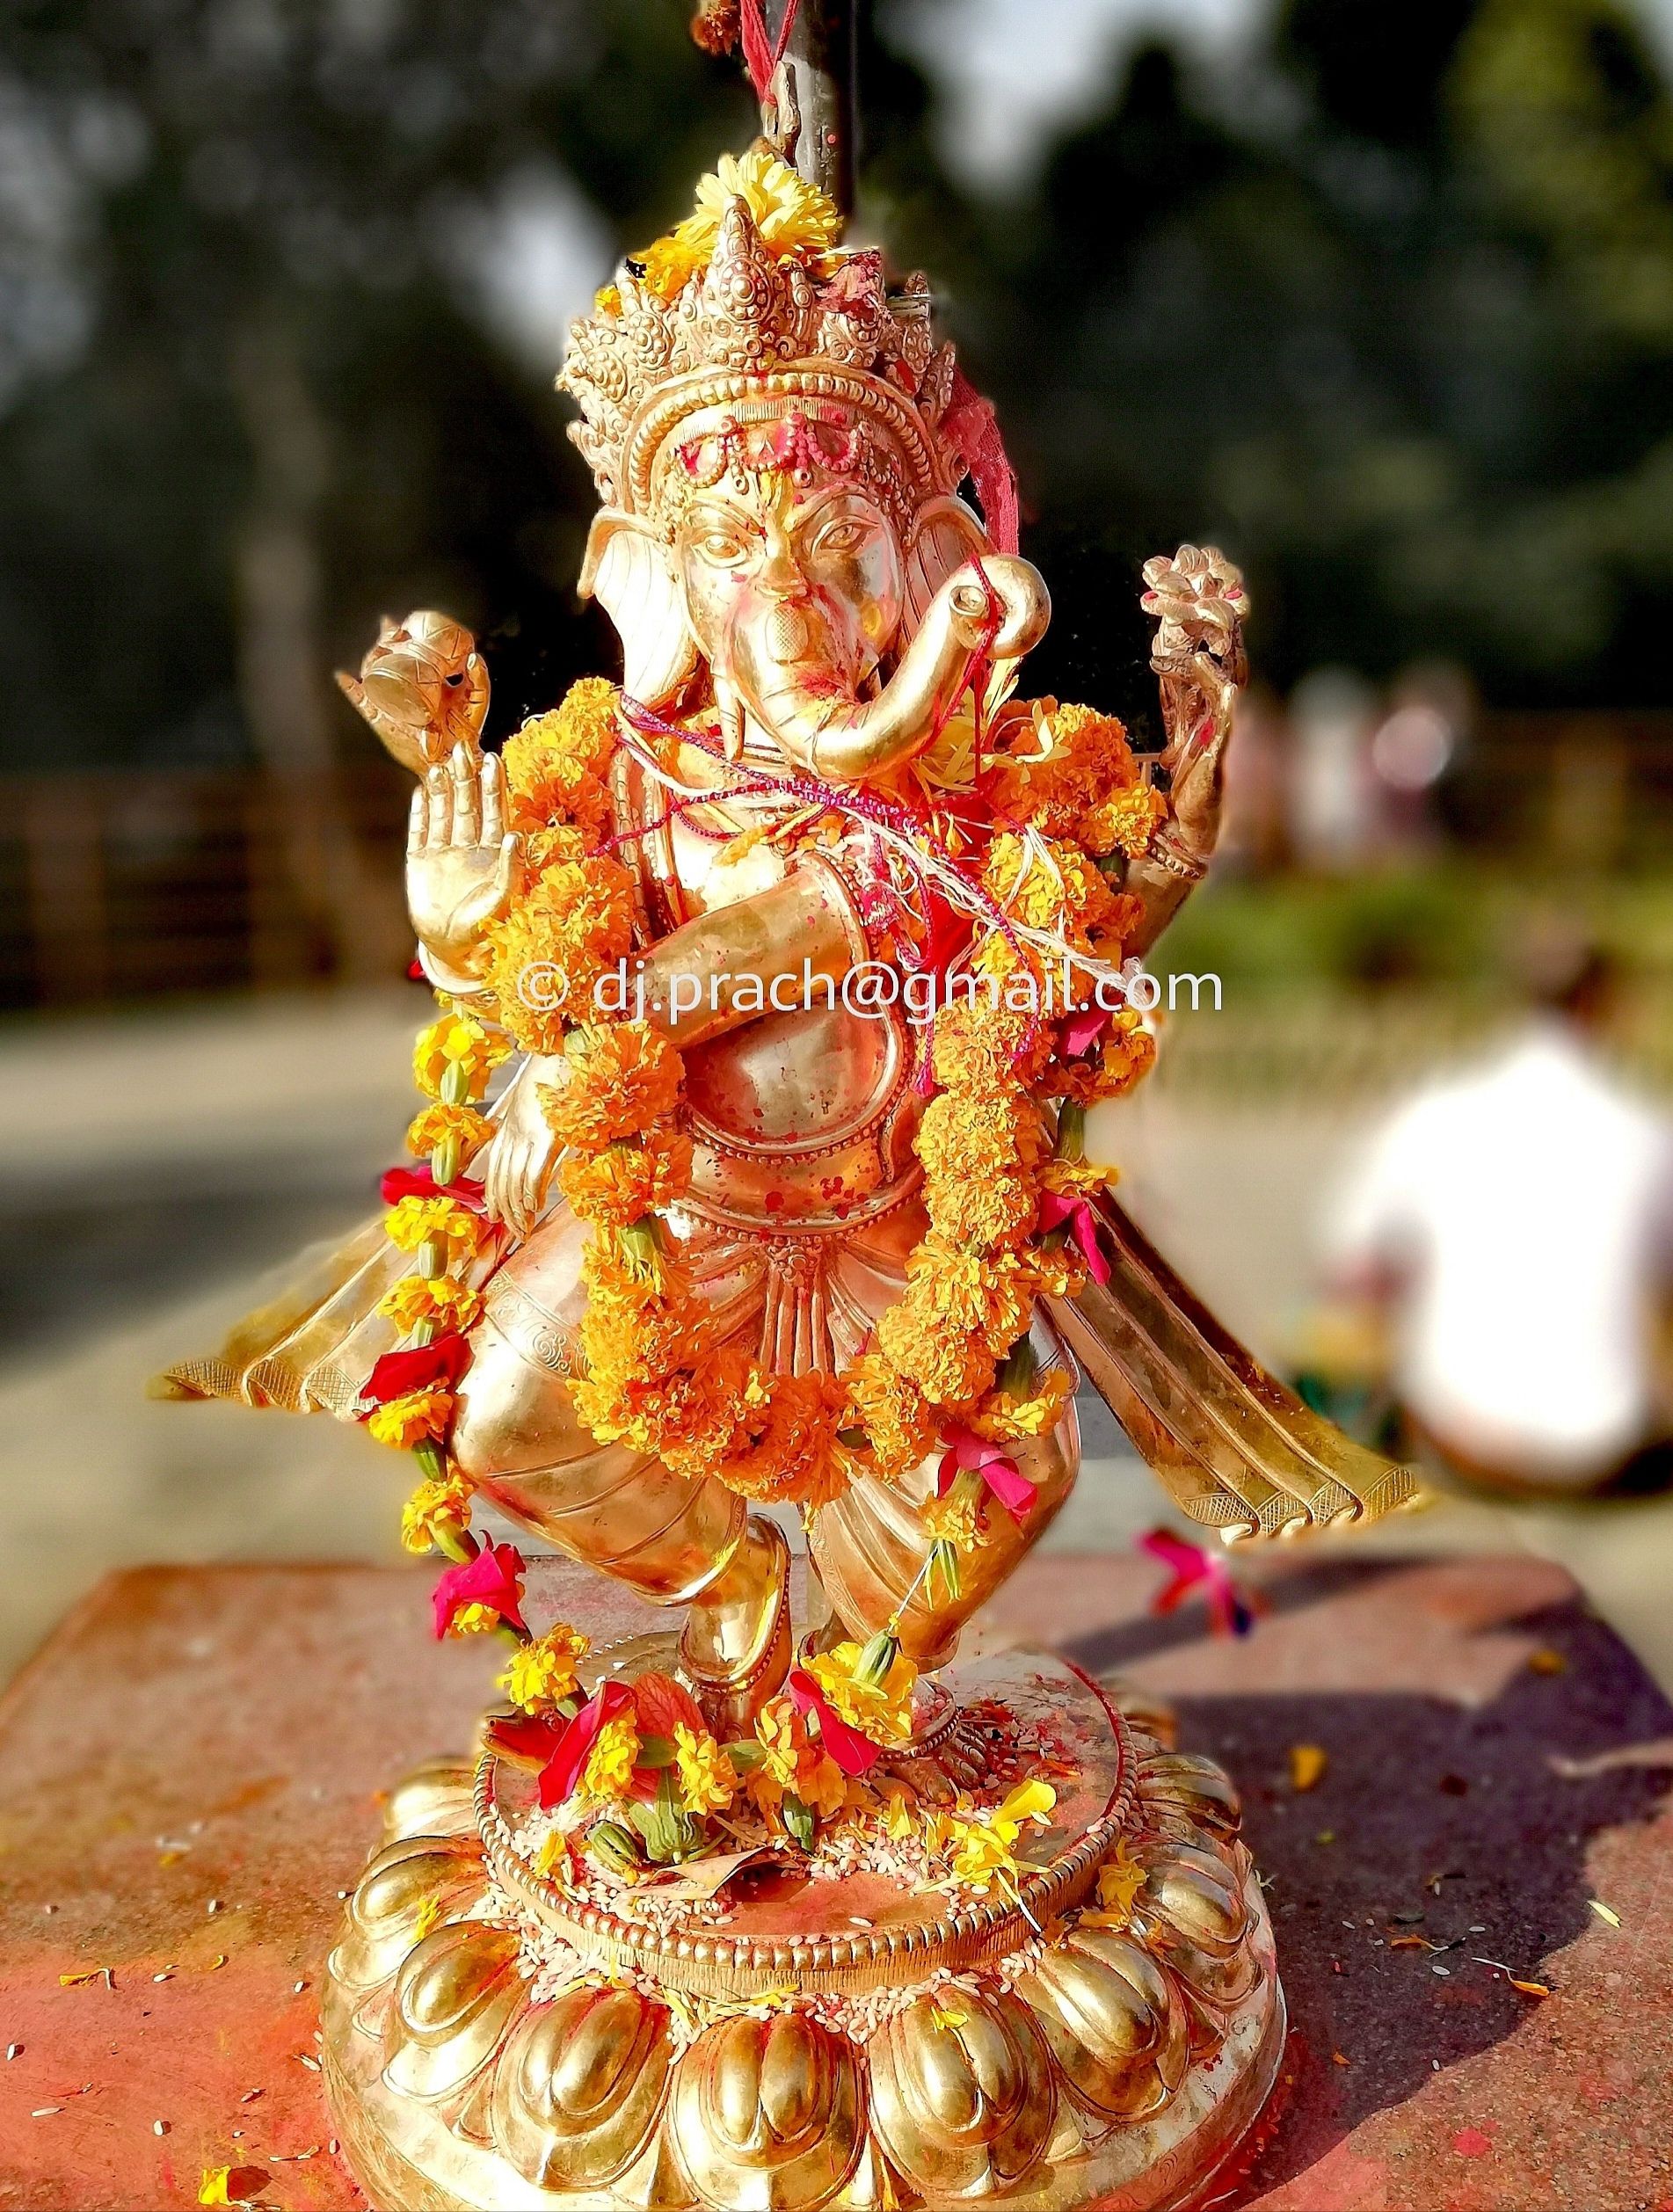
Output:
left=0, top=761, right=412, bottom=1008
left=0, top=713, right=1670, bottom=1014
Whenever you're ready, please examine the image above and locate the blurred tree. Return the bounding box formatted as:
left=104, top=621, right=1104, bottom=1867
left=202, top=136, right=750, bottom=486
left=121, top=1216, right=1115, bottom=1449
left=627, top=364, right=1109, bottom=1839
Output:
left=0, top=0, right=1669, bottom=921
left=0, top=0, right=760, bottom=964
left=950, top=0, right=1673, bottom=714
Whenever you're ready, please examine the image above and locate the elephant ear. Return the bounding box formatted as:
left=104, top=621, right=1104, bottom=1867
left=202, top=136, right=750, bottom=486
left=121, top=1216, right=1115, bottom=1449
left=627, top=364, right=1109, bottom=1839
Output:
left=578, top=510, right=700, bottom=708
left=903, top=492, right=1023, bottom=717
left=902, top=493, right=990, bottom=637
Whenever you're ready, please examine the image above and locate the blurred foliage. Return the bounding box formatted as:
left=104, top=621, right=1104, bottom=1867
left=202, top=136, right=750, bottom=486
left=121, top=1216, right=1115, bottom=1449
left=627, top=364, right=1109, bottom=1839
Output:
left=0, top=0, right=1670, bottom=777
left=1160, top=858, right=1673, bottom=993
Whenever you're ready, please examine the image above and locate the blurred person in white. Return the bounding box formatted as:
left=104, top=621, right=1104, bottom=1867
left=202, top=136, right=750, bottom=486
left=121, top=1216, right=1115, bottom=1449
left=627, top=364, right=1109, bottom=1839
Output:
left=1324, top=941, right=1673, bottom=1496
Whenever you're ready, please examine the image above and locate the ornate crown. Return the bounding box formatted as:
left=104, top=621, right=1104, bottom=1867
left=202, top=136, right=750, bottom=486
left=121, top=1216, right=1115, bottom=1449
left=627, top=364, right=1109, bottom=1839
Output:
left=557, top=154, right=969, bottom=527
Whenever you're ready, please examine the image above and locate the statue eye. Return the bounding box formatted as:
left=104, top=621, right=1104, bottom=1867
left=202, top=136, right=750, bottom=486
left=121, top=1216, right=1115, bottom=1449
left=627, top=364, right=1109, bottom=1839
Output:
left=696, top=528, right=749, bottom=565
left=815, top=518, right=869, bottom=557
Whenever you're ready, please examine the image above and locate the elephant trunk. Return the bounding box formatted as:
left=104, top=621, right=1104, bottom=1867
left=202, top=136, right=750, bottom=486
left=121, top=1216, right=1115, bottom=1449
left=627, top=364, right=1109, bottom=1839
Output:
left=743, top=558, right=1049, bottom=785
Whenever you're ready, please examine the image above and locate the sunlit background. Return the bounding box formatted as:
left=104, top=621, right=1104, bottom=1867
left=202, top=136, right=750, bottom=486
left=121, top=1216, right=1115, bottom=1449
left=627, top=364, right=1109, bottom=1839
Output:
left=3, top=0, right=1671, bottom=1681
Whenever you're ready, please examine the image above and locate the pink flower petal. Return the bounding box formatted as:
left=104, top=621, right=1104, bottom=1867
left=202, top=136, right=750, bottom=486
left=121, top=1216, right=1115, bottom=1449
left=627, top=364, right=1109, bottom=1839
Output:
left=787, top=1670, right=879, bottom=1777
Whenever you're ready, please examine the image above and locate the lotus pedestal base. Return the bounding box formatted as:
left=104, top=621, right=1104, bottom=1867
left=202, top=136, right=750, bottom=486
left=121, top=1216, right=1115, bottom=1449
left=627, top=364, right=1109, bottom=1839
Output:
left=322, top=1647, right=1284, bottom=2211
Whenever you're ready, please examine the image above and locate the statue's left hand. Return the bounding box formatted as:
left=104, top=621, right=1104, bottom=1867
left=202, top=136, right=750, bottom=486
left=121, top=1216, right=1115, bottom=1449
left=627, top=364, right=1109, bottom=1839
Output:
left=1143, top=545, right=1248, bottom=868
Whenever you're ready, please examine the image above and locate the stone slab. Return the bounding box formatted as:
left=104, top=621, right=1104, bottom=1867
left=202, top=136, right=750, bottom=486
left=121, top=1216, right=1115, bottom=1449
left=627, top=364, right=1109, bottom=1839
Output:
left=1, top=1552, right=1670, bottom=2208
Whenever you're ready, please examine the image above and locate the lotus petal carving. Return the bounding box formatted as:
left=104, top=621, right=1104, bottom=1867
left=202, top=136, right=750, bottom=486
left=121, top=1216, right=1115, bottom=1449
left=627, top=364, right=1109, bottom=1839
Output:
left=491, top=1983, right=673, bottom=2191
left=671, top=2011, right=864, bottom=2210
left=868, top=1988, right=1055, bottom=2198
left=382, top=1921, right=525, bottom=2099
left=1016, top=1926, right=1189, bottom=2123
left=330, top=1831, right=487, bottom=1990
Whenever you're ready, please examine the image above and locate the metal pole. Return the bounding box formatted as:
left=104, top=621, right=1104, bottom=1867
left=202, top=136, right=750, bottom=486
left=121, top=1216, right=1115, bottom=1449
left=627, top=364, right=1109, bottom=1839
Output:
left=760, top=0, right=857, bottom=219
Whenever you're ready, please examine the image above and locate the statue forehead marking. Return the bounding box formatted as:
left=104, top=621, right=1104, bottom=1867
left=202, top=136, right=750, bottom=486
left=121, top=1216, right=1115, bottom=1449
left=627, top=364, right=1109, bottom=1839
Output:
left=654, top=401, right=916, bottom=538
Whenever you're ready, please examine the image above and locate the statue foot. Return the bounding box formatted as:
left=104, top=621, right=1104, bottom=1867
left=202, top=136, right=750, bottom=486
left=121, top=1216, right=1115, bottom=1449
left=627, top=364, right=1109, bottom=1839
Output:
left=679, top=1515, right=791, bottom=1735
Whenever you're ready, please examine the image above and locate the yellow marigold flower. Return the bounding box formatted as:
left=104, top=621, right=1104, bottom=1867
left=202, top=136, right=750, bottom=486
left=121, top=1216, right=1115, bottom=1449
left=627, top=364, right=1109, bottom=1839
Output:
left=541, top=1023, right=683, bottom=1152
left=413, top=1014, right=506, bottom=1102
left=677, top=149, right=842, bottom=270
left=891, top=1236, right=1038, bottom=1361
left=929, top=997, right=1048, bottom=1093
left=673, top=1723, right=737, bottom=1815
left=448, top=1601, right=501, bottom=1636
left=923, top=1478, right=986, bottom=1553
left=406, top=1100, right=495, bottom=1161
left=559, top=1129, right=694, bottom=1228
left=1083, top=1841, right=1147, bottom=1929
left=752, top=1696, right=846, bottom=1823
left=984, top=833, right=1124, bottom=950
left=630, top=231, right=709, bottom=302
left=966, top=1367, right=1075, bottom=1443
left=580, top=1714, right=641, bottom=1801
left=400, top=1470, right=475, bottom=1554
left=379, top=1273, right=484, bottom=1335
left=594, top=281, right=622, bottom=317
left=367, top=1385, right=454, bottom=1451
left=804, top=1640, right=918, bottom=1750
left=385, top=1194, right=485, bottom=1259
left=941, top=1779, right=1057, bottom=1892
left=500, top=1623, right=591, bottom=1713
left=918, top=1092, right=1049, bottom=1186
left=876, top=1299, right=997, bottom=1408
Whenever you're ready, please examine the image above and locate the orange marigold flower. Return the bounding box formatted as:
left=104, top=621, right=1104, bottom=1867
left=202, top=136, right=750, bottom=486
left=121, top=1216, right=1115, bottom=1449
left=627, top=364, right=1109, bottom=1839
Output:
left=542, top=1024, right=683, bottom=1152
left=988, top=700, right=1139, bottom=848
left=484, top=855, right=637, bottom=1057
left=1081, top=782, right=1167, bottom=861
left=1046, top=1008, right=1157, bottom=1105
left=558, top=1129, right=694, bottom=1227
left=366, top=1385, right=454, bottom=1450
left=712, top=1370, right=856, bottom=1509
left=752, top=1695, right=847, bottom=1823
left=501, top=683, right=620, bottom=834
left=841, top=1351, right=938, bottom=1483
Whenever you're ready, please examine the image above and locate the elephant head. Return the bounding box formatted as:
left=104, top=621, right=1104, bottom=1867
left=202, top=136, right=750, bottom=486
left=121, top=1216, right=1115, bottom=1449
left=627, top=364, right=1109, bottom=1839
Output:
left=578, top=396, right=1050, bottom=784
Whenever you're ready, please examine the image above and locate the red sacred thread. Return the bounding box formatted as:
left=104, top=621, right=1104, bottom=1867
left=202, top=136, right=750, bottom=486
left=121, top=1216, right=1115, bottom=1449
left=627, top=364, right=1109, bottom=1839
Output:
left=738, top=0, right=802, bottom=100
left=942, top=369, right=1021, bottom=557
left=615, top=685, right=1042, bottom=1059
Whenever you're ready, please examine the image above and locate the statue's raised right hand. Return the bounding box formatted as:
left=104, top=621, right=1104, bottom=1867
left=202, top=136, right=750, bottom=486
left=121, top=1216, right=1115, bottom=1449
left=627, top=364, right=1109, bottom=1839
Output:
left=406, top=745, right=520, bottom=980
left=338, top=610, right=489, bottom=776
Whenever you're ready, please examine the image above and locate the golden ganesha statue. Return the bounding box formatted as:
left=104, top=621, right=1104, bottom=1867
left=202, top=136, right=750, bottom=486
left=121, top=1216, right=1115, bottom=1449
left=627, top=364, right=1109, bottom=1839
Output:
left=164, top=117, right=1415, bottom=2212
